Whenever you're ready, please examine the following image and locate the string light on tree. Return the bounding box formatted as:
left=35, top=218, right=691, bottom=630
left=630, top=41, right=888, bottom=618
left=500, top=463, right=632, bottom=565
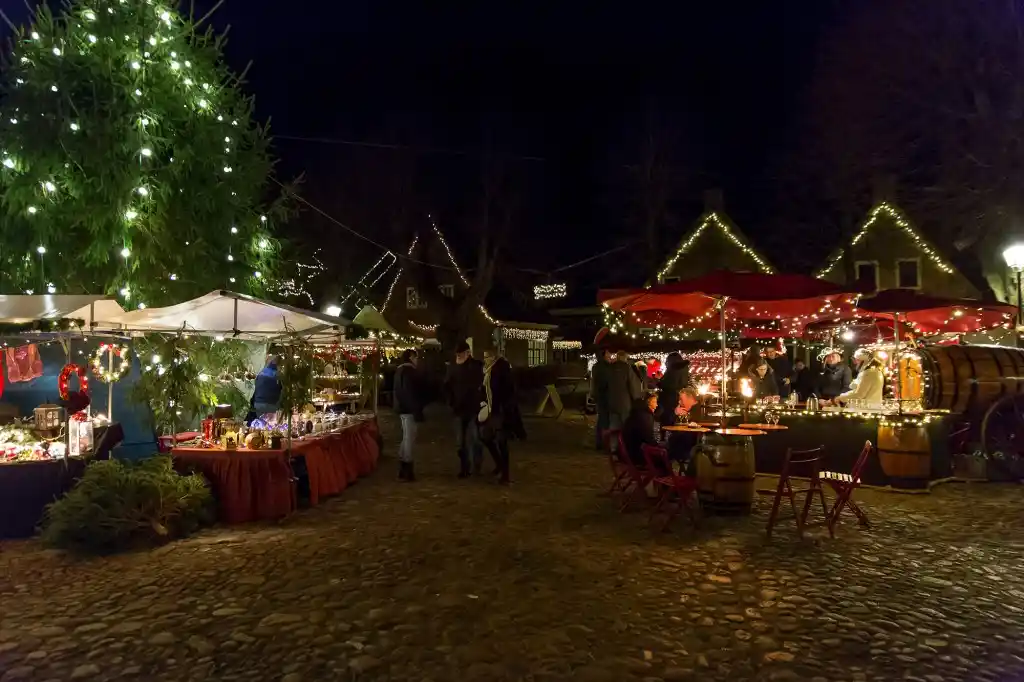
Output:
left=0, top=0, right=289, bottom=304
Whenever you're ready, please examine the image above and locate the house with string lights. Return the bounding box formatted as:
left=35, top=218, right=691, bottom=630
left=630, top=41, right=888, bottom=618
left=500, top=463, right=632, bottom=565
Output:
left=815, top=201, right=983, bottom=299
left=376, top=224, right=557, bottom=367
left=654, top=190, right=774, bottom=284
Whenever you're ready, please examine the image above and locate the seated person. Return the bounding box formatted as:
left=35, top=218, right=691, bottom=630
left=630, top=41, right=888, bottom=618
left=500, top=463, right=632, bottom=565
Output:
left=749, top=358, right=780, bottom=400
left=666, top=387, right=703, bottom=472
left=622, top=398, right=661, bottom=471
left=828, top=352, right=885, bottom=408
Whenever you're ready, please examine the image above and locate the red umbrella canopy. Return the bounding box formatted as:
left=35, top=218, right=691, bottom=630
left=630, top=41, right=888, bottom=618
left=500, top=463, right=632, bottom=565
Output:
left=855, top=289, right=1016, bottom=335
left=599, top=270, right=861, bottom=334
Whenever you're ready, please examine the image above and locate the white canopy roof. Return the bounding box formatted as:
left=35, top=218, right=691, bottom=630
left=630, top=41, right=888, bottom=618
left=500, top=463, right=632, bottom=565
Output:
left=352, top=305, right=397, bottom=334
left=97, top=290, right=348, bottom=340
left=0, top=295, right=124, bottom=325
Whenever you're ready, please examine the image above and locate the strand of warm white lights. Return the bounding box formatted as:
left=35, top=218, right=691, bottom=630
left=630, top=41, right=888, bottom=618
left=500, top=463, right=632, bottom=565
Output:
left=534, top=283, right=567, bottom=299
left=430, top=221, right=498, bottom=324
left=658, top=212, right=774, bottom=282
left=816, top=202, right=955, bottom=278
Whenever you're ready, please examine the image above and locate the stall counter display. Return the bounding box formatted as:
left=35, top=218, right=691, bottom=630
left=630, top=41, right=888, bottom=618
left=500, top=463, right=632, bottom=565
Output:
left=172, top=415, right=381, bottom=524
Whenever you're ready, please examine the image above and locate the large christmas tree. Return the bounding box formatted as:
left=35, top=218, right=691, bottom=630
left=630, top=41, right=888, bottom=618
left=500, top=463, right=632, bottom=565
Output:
left=0, top=0, right=290, bottom=306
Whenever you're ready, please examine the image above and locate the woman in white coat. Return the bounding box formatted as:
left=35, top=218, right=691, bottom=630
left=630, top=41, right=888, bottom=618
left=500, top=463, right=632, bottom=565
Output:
left=834, top=351, right=885, bottom=408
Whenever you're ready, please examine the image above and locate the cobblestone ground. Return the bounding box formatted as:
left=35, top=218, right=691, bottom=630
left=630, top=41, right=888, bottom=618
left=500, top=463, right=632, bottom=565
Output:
left=2, top=408, right=1024, bottom=682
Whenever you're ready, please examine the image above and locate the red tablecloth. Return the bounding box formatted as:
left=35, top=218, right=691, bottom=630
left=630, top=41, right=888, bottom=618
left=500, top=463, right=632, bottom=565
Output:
left=172, top=418, right=380, bottom=524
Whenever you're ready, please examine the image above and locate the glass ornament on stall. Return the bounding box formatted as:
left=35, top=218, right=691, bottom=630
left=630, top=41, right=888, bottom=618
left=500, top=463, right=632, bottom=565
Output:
left=68, top=418, right=94, bottom=458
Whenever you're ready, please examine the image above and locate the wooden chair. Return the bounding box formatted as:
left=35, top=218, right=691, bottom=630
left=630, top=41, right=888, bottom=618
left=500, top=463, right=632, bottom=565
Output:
left=757, top=445, right=830, bottom=539
left=602, top=429, right=630, bottom=496
left=822, top=440, right=873, bottom=534
left=613, top=432, right=654, bottom=512
left=642, top=444, right=699, bottom=531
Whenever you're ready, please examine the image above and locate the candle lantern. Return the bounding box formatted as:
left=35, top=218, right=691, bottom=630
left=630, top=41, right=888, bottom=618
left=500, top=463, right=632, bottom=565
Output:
left=34, top=404, right=64, bottom=432
left=68, top=418, right=94, bottom=458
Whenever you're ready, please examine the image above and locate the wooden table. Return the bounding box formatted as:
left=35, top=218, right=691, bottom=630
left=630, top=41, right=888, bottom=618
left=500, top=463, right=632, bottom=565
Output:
left=738, top=423, right=789, bottom=431
left=662, top=424, right=710, bottom=433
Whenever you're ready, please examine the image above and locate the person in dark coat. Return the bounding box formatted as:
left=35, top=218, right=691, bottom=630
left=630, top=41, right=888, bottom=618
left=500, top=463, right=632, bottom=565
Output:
left=657, top=352, right=691, bottom=427
left=479, top=349, right=524, bottom=484
left=617, top=351, right=646, bottom=400
left=764, top=346, right=792, bottom=399
left=621, top=398, right=658, bottom=469
left=591, top=349, right=613, bottom=450
left=444, top=341, right=484, bottom=478
left=791, top=359, right=815, bottom=402
left=817, top=350, right=852, bottom=400
left=605, top=351, right=634, bottom=437
left=749, top=358, right=780, bottom=399
left=393, top=349, right=422, bottom=482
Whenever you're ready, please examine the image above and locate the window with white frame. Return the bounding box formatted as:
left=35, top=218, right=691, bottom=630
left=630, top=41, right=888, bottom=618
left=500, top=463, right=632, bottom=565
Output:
left=896, top=258, right=921, bottom=289
left=854, top=261, right=879, bottom=293
left=406, top=287, right=427, bottom=309
left=527, top=339, right=547, bottom=367
left=439, top=284, right=455, bottom=298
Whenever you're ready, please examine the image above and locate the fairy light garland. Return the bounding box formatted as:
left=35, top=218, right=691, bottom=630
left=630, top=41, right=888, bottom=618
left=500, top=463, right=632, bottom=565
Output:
left=431, top=220, right=498, bottom=324
left=90, top=343, right=132, bottom=383
left=552, top=340, right=582, bottom=350
left=816, top=202, right=956, bottom=278
left=501, top=327, right=549, bottom=341
left=657, top=212, right=774, bottom=282
left=534, top=283, right=567, bottom=300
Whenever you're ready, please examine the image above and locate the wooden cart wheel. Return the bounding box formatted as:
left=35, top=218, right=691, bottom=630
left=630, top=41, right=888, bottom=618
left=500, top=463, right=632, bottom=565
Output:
left=980, top=393, right=1024, bottom=480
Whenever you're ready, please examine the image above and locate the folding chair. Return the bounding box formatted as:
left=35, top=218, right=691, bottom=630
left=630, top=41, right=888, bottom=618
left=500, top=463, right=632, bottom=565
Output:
left=602, top=429, right=630, bottom=496
left=614, top=433, right=654, bottom=512
left=822, top=440, right=873, bottom=534
left=642, top=444, right=699, bottom=531
left=757, top=445, right=830, bottom=539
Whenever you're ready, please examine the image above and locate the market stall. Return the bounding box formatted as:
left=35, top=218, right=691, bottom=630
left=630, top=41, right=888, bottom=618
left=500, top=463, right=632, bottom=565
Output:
left=92, top=291, right=384, bottom=523
left=0, top=295, right=129, bottom=537
left=597, top=271, right=979, bottom=494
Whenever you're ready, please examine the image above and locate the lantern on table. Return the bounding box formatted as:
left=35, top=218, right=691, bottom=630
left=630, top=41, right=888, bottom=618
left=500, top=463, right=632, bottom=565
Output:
left=68, top=417, right=94, bottom=458
left=34, top=404, right=64, bottom=433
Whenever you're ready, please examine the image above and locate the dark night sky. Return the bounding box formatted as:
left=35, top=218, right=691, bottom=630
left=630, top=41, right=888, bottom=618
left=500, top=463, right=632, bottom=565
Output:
left=5, top=0, right=836, bottom=282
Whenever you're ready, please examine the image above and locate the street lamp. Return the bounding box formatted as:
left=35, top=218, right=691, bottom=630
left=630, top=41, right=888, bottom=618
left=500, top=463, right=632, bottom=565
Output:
left=1002, top=244, right=1024, bottom=326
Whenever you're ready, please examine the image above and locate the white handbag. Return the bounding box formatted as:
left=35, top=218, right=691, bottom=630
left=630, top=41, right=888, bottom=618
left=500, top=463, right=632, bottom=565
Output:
left=477, top=401, right=490, bottom=423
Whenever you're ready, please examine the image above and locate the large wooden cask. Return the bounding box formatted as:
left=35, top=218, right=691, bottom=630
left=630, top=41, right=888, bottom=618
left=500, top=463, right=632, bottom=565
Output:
left=695, top=433, right=755, bottom=513
left=877, top=424, right=931, bottom=489
left=919, top=345, right=1024, bottom=414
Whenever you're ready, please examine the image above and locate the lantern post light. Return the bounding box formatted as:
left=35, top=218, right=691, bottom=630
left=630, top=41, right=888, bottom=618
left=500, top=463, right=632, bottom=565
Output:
left=1002, top=244, right=1024, bottom=328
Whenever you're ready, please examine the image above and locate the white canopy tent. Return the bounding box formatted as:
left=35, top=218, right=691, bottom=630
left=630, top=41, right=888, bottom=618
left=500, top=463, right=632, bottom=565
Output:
left=0, top=295, right=124, bottom=326
left=95, top=290, right=348, bottom=340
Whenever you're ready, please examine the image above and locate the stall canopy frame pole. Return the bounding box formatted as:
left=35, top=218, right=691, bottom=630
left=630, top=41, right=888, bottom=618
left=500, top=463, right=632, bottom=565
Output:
left=107, top=342, right=114, bottom=421
left=719, top=296, right=729, bottom=427
left=372, top=337, right=380, bottom=416
left=894, top=312, right=902, bottom=415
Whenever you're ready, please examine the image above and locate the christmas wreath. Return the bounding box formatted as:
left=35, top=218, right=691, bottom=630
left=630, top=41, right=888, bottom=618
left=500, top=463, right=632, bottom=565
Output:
left=90, top=343, right=132, bottom=383
left=59, top=363, right=89, bottom=401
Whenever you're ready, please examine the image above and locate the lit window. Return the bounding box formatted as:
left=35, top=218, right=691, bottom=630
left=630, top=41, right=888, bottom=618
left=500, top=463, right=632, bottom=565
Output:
left=528, top=339, right=547, bottom=367
left=438, top=284, right=455, bottom=298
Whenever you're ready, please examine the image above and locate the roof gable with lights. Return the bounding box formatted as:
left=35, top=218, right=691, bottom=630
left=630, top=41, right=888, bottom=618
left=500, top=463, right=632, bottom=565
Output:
left=815, top=202, right=967, bottom=286
left=655, top=211, right=774, bottom=283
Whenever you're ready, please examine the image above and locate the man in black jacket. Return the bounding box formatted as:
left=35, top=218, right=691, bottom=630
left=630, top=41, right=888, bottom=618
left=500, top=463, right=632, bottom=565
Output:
left=394, top=349, right=421, bottom=482
left=444, top=341, right=484, bottom=478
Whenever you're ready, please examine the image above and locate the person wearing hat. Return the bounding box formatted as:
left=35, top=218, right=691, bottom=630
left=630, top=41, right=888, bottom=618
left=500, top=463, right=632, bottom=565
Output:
left=816, top=348, right=852, bottom=400
left=828, top=350, right=885, bottom=408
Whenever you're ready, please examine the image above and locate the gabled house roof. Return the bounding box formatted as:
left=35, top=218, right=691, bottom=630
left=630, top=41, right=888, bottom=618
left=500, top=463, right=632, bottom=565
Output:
left=655, top=210, right=775, bottom=282
left=814, top=202, right=958, bottom=279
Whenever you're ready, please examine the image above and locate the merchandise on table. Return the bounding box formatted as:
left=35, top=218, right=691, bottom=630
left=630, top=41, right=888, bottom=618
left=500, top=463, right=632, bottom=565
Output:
left=0, top=421, right=69, bottom=464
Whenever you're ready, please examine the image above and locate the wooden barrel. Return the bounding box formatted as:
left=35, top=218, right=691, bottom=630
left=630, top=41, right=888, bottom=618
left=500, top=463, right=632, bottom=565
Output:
left=695, top=433, right=755, bottom=513
left=920, top=345, right=1024, bottom=414
left=877, top=424, right=931, bottom=489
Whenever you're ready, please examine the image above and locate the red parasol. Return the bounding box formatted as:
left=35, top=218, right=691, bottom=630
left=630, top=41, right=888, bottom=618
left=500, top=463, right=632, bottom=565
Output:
left=854, top=289, right=1016, bottom=335
left=599, top=271, right=860, bottom=334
